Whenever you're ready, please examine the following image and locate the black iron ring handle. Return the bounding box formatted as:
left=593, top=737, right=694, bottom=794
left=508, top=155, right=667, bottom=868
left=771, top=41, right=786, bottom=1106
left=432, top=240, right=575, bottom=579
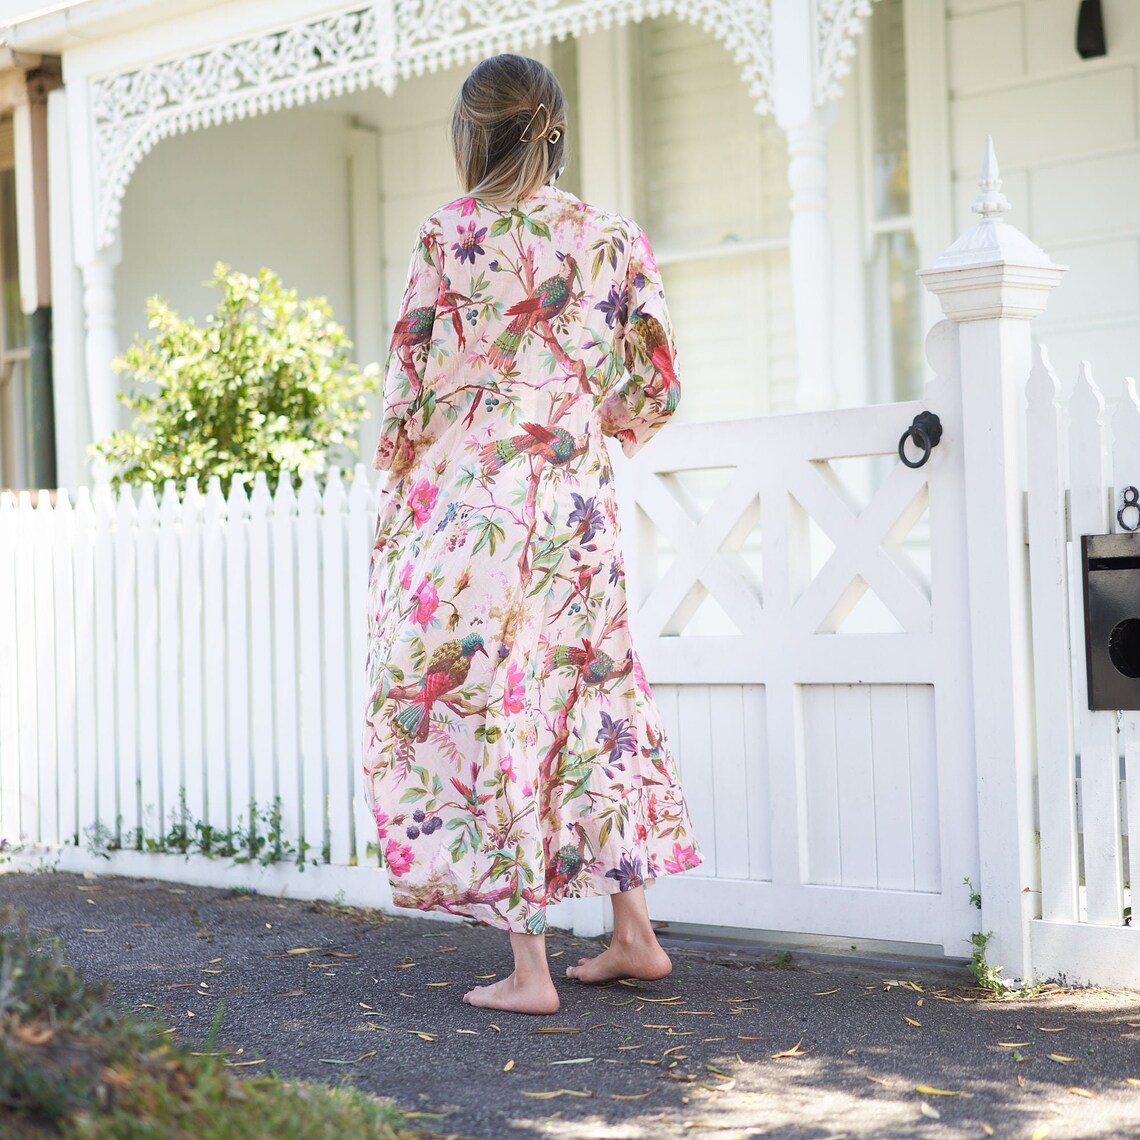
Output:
left=898, top=411, right=943, bottom=469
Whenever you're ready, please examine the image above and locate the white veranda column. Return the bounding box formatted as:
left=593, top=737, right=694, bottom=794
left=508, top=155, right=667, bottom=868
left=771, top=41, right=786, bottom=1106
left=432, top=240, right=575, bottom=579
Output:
left=81, top=243, right=121, bottom=476
left=784, top=115, right=834, bottom=409
left=773, top=0, right=837, bottom=409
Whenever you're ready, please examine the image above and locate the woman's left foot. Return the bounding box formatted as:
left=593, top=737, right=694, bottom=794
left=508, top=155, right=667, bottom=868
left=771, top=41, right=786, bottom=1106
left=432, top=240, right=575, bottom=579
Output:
left=462, top=971, right=560, bottom=1014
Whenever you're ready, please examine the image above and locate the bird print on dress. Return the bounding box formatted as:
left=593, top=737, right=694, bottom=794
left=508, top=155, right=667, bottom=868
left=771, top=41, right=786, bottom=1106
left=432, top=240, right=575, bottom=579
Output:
left=485, top=253, right=578, bottom=371
left=626, top=307, right=680, bottom=412
left=389, top=632, right=488, bottom=743
left=478, top=421, right=584, bottom=473
left=363, top=186, right=700, bottom=934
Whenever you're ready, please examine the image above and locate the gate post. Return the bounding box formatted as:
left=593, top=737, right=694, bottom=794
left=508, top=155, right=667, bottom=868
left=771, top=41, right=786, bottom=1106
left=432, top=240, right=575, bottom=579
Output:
left=919, top=139, right=1065, bottom=981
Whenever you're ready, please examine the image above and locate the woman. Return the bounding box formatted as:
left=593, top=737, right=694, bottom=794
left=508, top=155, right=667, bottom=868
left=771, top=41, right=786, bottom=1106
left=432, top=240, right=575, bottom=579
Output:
left=362, top=54, right=700, bottom=1015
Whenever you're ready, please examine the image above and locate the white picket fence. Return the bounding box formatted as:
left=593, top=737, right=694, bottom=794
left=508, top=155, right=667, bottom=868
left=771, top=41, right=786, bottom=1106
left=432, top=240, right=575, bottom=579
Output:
left=1026, top=356, right=1140, bottom=984
left=0, top=468, right=381, bottom=880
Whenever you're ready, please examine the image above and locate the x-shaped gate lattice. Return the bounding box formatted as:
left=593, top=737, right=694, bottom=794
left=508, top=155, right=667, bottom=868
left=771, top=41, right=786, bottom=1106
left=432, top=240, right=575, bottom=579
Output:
left=625, top=443, right=933, bottom=641
left=788, top=457, right=932, bottom=635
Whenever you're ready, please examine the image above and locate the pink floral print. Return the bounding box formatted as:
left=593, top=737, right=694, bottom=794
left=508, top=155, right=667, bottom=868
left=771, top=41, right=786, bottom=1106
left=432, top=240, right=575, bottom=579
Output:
left=362, top=184, right=700, bottom=933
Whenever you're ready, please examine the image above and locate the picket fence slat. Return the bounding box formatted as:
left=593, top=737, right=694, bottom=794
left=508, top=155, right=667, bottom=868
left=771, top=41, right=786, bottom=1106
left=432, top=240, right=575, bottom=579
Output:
left=0, top=492, right=20, bottom=844
left=271, top=476, right=301, bottom=852
left=225, top=480, right=252, bottom=826
left=92, top=487, right=117, bottom=835
left=157, top=483, right=182, bottom=833
left=34, top=492, right=59, bottom=846
left=296, top=473, right=325, bottom=862
left=16, top=494, right=40, bottom=844
left=1067, top=364, right=1125, bottom=925
left=52, top=492, right=77, bottom=847
left=179, top=481, right=205, bottom=830
left=73, top=492, right=97, bottom=842
left=247, top=475, right=275, bottom=844
left=322, top=471, right=351, bottom=867
left=347, top=467, right=376, bottom=864
left=202, top=478, right=228, bottom=833
left=1026, top=348, right=1079, bottom=922
left=136, top=485, right=161, bottom=842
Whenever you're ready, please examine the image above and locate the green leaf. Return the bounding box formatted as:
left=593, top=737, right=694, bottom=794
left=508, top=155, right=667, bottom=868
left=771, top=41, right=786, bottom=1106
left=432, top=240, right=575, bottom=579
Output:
left=490, top=217, right=513, bottom=236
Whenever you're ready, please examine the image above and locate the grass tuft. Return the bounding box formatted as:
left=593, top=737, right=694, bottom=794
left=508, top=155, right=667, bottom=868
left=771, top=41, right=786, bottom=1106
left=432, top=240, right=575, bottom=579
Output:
left=0, top=906, right=429, bottom=1139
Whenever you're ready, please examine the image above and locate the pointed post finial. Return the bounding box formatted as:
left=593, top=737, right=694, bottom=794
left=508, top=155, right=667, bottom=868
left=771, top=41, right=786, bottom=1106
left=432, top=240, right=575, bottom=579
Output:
left=972, top=136, right=1011, bottom=221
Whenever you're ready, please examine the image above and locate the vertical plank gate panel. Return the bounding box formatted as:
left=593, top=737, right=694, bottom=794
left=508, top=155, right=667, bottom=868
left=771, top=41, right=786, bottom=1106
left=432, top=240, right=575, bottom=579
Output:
left=708, top=685, right=749, bottom=879
left=869, top=685, right=916, bottom=892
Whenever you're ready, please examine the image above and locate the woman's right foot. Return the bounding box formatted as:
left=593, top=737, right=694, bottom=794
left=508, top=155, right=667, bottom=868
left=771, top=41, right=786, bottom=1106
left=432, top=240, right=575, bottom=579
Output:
left=565, top=938, right=672, bottom=984
left=462, top=971, right=560, bottom=1014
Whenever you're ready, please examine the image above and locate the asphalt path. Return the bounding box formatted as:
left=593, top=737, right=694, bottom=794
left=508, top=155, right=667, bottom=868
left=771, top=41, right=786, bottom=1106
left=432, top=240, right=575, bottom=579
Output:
left=3, top=871, right=1140, bottom=1139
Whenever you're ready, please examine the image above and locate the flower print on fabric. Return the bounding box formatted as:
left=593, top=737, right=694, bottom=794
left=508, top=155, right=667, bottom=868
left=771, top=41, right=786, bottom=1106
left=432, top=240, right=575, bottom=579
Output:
left=362, top=184, right=701, bottom=933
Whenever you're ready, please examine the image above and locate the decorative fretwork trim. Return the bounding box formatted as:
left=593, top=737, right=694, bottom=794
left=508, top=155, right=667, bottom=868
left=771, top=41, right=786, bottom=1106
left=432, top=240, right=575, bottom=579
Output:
left=88, top=1, right=774, bottom=250
left=814, top=0, right=881, bottom=105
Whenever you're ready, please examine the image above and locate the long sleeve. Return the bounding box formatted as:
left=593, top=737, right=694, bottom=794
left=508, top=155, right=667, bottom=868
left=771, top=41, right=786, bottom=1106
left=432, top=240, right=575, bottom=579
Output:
left=373, top=224, right=444, bottom=475
left=600, top=227, right=681, bottom=459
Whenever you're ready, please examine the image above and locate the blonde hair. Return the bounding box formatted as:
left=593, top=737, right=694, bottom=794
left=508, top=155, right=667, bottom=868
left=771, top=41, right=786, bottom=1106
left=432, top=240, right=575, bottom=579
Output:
left=451, top=54, right=568, bottom=209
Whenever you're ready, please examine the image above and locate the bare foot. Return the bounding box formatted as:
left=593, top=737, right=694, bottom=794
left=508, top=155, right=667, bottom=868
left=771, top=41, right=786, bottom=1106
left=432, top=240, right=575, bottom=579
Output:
left=565, top=938, right=672, bottom=984
left=462, top=971, right=560, bottom=1014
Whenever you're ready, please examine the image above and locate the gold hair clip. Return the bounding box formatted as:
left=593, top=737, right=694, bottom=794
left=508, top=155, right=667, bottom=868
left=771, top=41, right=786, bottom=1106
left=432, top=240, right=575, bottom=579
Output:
left=520, top=103, right=560, bottom=144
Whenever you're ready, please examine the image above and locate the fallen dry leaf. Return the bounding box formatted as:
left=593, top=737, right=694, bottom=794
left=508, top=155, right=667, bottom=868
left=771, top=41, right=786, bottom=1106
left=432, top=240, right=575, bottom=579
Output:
left=324, top=951, right=358, bottom=959
left=425, top=982, right=452, bottom=988
left=610, top=1091, right=653, bottom=1101
left=1049, top=1054, right=1076, bottom=1064
left=919, top=1102, right=940, bottom=1119
left=981, top=1126, right=995, bottom=1137
left=737, top=1035, right=766, bottom=1041
left=1038, top=1027, right=1065, bottom=1032
left=1127, top=1077, right=1140, bottom=1086
left=1017, top=1075, right=1025, bottom=1087
left=520, top=1089, right=594, bottom=1099
left=903, top=1017, right=922, bottom=1027
left=273, top=989, right=303, bottom=999
left=770, top=1040, right=810, bottom=1059
left=226, top=1059, right=265, bottom=1067
left=814, top=989, right=839, bottom=996
left=407, top=1031, right=435, bottom=1041
left=319, top=1051, right=377, bottom=1065
left=551, top=1058, right=594, bottom=1065
left=914, top=1085, right=968, bottom=1097
left=531, top=1027, right=580, bottom=1035
left=286, top=947, right=320, bottom=955
left=998, top=1042, right=1031, bottom=1048
left=503, top=1060, right=514, bottom=1072
left=81, top=928, right=108, bottom=934
left=395, top=962, right=417, bottom=969
left=1067, top=1088, right=1097, bottom=1099
left=1031, top=1128, right=1050, bottom=1140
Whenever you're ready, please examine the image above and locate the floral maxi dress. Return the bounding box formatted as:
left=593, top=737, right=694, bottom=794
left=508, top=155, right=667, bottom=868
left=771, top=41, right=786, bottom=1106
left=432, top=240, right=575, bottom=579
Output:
left=363, top=184, right=701, bottom=933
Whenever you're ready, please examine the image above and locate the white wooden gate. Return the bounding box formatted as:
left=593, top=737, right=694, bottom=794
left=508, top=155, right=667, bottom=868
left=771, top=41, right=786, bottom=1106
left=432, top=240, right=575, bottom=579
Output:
left=617, top=340, right=979, bottom=955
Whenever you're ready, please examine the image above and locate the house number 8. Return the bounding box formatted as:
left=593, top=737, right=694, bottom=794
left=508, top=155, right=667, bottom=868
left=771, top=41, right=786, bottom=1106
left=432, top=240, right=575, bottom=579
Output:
left=1119, top=486, right=1140, bottom=533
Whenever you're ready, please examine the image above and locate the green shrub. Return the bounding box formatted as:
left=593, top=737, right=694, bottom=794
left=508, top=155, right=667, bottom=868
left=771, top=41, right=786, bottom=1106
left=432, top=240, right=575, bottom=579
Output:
left=92, top=264, right=380, bottom=488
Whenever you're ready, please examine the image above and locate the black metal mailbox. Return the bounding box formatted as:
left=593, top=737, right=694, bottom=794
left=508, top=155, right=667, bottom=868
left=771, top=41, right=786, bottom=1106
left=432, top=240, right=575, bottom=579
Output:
left=1082, top=532, right=1140, bottom=711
